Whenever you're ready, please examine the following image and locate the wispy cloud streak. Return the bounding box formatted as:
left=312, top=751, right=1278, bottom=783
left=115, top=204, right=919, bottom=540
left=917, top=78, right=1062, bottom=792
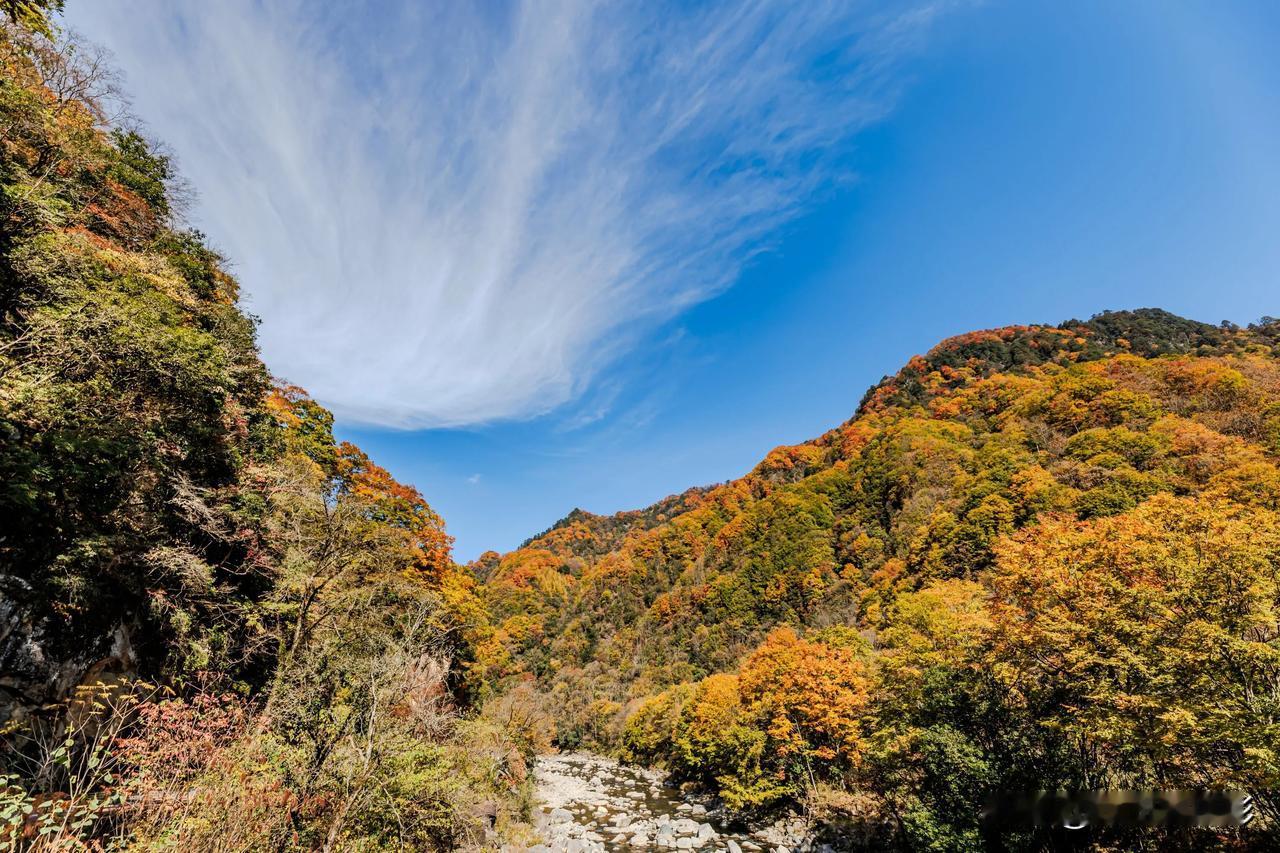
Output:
left=68, top=0, right=945, bottom=427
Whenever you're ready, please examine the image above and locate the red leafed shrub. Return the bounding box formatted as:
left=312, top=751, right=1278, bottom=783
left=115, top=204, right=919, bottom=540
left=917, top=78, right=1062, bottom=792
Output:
left=115, top=694, right=248, bottom=784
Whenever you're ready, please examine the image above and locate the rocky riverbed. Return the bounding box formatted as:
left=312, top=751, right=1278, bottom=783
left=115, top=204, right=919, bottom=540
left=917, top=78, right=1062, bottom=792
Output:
left=517, top=753, right=826, bottom=853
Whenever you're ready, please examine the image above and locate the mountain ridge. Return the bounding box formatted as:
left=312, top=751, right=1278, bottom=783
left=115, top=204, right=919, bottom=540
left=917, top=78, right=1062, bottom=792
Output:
left=507, top=307, right=1279, bottom=566
left=469, top=307, right=1280, bottom=847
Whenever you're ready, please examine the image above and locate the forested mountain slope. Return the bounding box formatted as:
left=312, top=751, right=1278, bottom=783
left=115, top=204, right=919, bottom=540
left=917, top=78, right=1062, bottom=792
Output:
left=3, top=3, right=1278, bottom=850
left=475, top=309, right=1280, bottom=849
left=0, top=16, right=542, bottom=850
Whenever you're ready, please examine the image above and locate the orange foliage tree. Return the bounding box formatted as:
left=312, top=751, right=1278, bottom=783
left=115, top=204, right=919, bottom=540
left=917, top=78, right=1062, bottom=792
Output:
left=738, top=627, right=871, bottom=769
left=336, top=442, right=453, bottom=581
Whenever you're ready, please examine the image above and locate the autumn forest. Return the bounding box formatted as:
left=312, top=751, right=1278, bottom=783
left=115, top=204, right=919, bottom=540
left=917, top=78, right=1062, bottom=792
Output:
left=2, top=3, right=1280, bottom=852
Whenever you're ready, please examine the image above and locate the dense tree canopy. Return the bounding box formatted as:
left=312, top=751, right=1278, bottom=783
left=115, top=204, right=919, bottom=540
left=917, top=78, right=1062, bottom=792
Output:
left=2, top=4, right=1278, bottom=850
left=478, top=311, right=1280, bottom=849
left=0, top=17, right=539, bottom=850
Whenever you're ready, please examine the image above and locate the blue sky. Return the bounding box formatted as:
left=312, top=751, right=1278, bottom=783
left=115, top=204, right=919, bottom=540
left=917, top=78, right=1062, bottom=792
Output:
left=69, top=1, right=1280, bottom=560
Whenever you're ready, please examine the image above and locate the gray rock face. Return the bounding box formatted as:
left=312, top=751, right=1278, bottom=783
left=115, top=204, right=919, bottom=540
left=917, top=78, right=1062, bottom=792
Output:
left=0, top=596, right=138, bottom=727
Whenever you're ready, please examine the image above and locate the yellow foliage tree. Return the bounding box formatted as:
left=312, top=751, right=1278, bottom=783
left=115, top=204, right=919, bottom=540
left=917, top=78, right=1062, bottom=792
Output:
left=988, top=494, right=1280, bottom=818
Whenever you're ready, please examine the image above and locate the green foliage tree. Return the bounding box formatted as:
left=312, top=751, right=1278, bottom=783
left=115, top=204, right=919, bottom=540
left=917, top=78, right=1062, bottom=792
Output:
left=2, top=0, right=63, bottom=38
left=0, top=20, right=539, bottom=851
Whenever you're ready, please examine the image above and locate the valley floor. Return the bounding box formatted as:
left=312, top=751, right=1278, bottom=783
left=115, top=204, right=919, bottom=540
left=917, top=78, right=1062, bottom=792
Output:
left=522, top=753, right=820, bottom=852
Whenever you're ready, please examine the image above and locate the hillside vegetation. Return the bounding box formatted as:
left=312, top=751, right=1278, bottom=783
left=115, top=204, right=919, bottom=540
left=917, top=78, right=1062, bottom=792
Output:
left=2, top=5, right=1279, bottom=852
left=0, top=16, right=545, bottom=850
left=474, top=310, right=1280, bottom=849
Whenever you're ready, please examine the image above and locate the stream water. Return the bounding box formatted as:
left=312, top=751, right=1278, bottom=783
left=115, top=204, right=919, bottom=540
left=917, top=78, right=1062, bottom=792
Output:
left=526, top=753, right=815, bottom=852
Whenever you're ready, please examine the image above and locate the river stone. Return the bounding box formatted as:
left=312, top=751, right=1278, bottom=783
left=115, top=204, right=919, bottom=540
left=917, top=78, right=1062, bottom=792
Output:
left=690, top=804, right=707, bottom=815
left=727, top=841, right=742, bottom=853
left=629, top=834, right=651, bottom=848
left=674, top=818, right=699, bottom=835
left=676, top=839, right=695, bottom=850
left=697, top=823, right=717, bottom=840
left=549, top=807, right=573, bottom=823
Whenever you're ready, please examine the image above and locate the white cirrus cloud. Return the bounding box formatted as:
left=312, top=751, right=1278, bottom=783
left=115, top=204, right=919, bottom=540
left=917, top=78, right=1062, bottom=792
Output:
left=66, top=0, right=949, bottom=428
